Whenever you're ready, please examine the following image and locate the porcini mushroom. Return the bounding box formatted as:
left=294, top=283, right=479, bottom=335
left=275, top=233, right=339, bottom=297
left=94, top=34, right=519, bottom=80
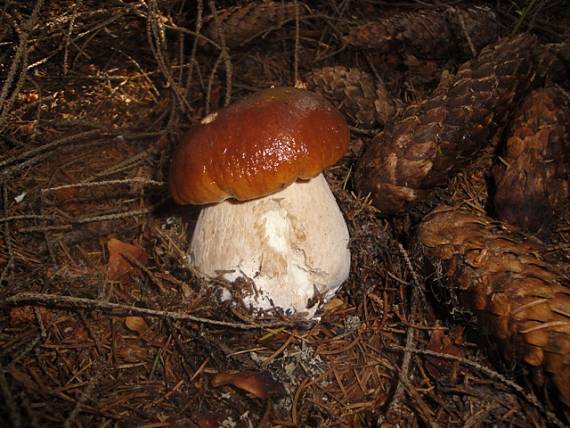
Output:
left=169, top=87, right=350, bottom=318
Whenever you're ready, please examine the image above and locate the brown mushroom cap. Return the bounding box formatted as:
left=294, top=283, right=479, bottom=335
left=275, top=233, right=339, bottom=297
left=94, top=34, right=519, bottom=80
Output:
left=168, top=87, right=349, bottom=205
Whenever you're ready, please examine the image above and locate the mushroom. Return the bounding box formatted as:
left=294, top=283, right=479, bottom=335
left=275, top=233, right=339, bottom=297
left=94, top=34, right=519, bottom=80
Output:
left=169, top=87, right=350, bottom=318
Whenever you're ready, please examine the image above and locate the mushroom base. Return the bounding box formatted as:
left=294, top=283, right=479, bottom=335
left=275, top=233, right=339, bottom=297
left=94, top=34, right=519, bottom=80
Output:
left=188, top=173, right=351, bottom=318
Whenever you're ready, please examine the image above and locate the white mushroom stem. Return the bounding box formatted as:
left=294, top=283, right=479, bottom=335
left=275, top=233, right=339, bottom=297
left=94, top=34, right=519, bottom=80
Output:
left=189, top=173, right=351, bottom=318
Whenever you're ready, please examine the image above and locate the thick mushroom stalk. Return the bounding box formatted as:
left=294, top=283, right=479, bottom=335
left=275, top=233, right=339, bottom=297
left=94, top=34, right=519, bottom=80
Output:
left=190, top=173, right=350, bottom=318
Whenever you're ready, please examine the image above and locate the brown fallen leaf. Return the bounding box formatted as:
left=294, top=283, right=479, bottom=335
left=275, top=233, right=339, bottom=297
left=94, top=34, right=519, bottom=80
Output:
left=107, top=238, right=147, bottom=282
left=211, top=370, right=285, bottom=399
left=125, top=316, right=149, bottom=335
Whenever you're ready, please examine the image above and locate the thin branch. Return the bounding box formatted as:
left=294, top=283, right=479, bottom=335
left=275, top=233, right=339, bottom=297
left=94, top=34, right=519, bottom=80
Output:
left=3, top=292, right=298, bottom=330
left=41, top=178, right=165, bottom=194
left=293, top=0, right=300, bottom=84
left=390, top=345, right=567, bottom=428
left=0, top=183, right=15, bottom=284
left=63, top=359, right=104, bottom=428
left=207, top=0, right=232, bottom=106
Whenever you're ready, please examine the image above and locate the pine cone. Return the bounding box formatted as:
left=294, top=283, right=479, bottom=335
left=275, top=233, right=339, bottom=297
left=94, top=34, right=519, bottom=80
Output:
left=344, top=6, right=497, bottom=58
left=204, top=2, right=303, bottom=48
left=537, top=42, right=570, bottom=87
left=304, top=66, right=399, bottom=127
left=418, top=205, right=570, bottom=409
left=354, top=34, right=539, bottom=216
left=494, top=87, right=570, bottom=234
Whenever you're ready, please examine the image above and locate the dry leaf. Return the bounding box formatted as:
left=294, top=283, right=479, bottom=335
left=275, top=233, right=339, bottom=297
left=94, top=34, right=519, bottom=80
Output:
left=211, top=370, right=284, bottom=399
left=107, top=238, right=147, bottom=281
left=125, top=316, right=149, bottom=335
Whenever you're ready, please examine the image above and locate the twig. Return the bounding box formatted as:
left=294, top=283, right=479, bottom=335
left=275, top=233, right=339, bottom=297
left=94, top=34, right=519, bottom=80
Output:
left=205, top=52, right=224, bottom=114
left=120, top=252, right=165, bottom=293
left=78, top=312, right=103, bottom=355
left=81, top=147, right=155, bottom=182
left=449, top=7, right=477, bottom=57
left=63, top=360, right=104, bottom=428
left=146, top=0, right=192, bottom=113
left=293, top=0, right=300, bottom=84
left=3, top=293, right=297, bottom=330
left=384, top=243, right=425, bottom=424
left=390, top=345, right=568, bottom=428
left=0, top=183, right=15, bottom=284
left=184, top=0, right=204, bottom=103
left=41, top=178, right=165, bottom=194
left=207, top=0, right=232, bottom=106
left=0, top=129, right=114, bottom=171
left=17, top=205, right=161, bottom=233
left=0, top=0, right=45, bottom=126
left=63, top=0, right=82, bottom=75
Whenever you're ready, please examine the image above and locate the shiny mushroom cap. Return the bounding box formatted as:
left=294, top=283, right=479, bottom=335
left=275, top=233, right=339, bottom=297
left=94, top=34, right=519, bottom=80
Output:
left=168, top=87, right=349, bottom=205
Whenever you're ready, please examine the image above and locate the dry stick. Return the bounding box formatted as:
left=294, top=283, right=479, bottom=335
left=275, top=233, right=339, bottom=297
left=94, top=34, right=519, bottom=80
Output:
left=4, top=293, right=296, bottom=330
left=0, top=214, right=56, bottom=224
left=207, top=0, right=232, bottom=106
left=26, top=10, right=128, bottom=72
left=0, top=184, right=14, bottom=284
left=0, top=42, right=30, bottom=128
left=0, top=0, right=42, bottom=108
left=146, top=0, right=192, bottom=114
left=390, top=345, right=567, bottom=428
left=78, top=312, right=103, bottom=355
left=0, top=129, right=113, bottom=171
left=17, top=205, right=160, bottom=234
left=0, top=0, right=45, bottom=128
left=293, top=0, right=301, bottom=84
left=0, top=364, right=21, bottom=428
left=63, top=0, right=82, bottom=75
left=396, top=370, right=437, bottom=427
left=10, top=335, right=42, bottom=367
left=0, top=130, right=163, bottom=179
left=205, top=53, right=224, bottom=115
left=383, top=243, right=424, bottom=423
left=82, top=147, right=156, bottom=182
left=63, top=360, right=104, bottom=428
left=34, top=306, right=47, bottom=338
left=39, top=185, right=58, bottom=265
left=120, top=252, right=165, bottom=293
left=184, top=0, right=204, bottom=101
left=449, top=7, right=477, bottom=57
left=20, top=391, right=41, bottom=428
left=42, top=178, right=165, bottom=194
left=110, top=47, right=160, bottom=101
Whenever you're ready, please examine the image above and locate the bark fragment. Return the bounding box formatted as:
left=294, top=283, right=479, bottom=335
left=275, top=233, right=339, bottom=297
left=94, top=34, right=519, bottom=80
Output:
left=419, top=205, right=570, bottom=408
